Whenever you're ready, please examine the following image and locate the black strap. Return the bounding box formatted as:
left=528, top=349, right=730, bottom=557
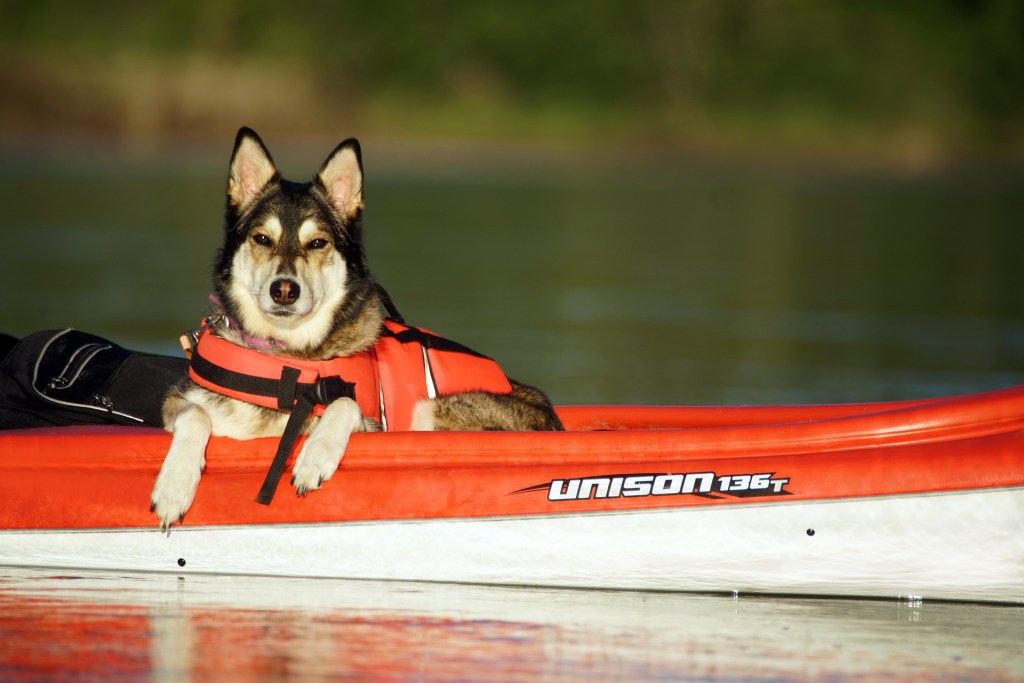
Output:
left=256, top=366, right=310, bottom=505
left=254, top=367, right=356, bottom=505
left=276, top=366, right=300, bottom=410
left=191, top=344, right=286, bottom=401
left=255, top=389, right=314, bottom=505
left=380, top=324, right=491, bottom=359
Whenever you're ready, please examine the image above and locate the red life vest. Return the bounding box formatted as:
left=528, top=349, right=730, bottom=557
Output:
left=188, top=319, right=514, bottom=431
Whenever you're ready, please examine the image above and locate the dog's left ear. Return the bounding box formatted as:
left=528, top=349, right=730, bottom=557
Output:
left=317, top=138, right=363, bottom=219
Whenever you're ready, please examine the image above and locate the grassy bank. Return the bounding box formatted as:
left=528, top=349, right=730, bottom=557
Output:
left=1, top=0, right=1022, bottom=168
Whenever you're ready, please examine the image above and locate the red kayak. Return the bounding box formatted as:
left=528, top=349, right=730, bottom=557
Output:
left=2, top=386, right=1022, bottom=603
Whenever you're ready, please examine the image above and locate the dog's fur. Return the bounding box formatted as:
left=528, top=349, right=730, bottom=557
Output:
left=150, top=128, right=562, bottom=530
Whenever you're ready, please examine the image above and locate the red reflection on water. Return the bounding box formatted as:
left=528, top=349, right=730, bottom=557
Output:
left=0, top=595, right=152, bottom=681
left=0, top=592, right=555, bottom=682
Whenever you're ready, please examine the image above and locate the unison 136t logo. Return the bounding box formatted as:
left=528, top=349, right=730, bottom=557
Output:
left=516, top=472, right=791, bottom=501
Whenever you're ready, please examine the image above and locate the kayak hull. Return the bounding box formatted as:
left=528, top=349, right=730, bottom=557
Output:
left=2, top=386, right=1023, bottom=602
left=2, top=487, right=1021, bottom=603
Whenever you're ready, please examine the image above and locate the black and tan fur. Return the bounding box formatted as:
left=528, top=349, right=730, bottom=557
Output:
left=150, top=128, right=561, bottom=530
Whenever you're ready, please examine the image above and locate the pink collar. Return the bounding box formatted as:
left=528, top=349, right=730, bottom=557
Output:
left=208, top=294, right=287, bottom=351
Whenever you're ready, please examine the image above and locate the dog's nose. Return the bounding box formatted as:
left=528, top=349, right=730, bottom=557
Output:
left=270, top=278, right=301, bottom=305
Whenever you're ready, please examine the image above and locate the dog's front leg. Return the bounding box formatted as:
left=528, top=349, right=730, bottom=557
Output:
left=291, top=397, right=364, bottom=496
left=151, top=404, right=211, bottom=531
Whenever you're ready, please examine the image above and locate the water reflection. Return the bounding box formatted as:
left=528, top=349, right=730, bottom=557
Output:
left=1, top=568, right=1022, bottom=682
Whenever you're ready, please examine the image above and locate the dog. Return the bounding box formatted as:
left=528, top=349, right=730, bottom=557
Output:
left=150, top=128, right=562, bottom=530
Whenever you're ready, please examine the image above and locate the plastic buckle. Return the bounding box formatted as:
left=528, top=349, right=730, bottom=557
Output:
left=314, top=376, right=356, bottom=405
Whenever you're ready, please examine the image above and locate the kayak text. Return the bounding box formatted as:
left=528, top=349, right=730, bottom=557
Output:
left=524, top=472, right=791, bottom=501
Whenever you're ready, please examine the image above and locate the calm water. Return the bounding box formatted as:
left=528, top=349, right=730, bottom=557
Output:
left=2, top=567, right=1023, bottom=682
left=1, top=142, right=1022, bottom=406
left=1, top=141, right=1022, bottom=680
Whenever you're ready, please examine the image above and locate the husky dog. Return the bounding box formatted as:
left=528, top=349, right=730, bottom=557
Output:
left=150, top=128, right=562, bottom=530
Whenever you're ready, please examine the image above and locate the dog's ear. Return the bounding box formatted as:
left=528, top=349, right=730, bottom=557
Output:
left=316, top=138, right=363, bottom=219
left=228, top=127, right=278, bottom=211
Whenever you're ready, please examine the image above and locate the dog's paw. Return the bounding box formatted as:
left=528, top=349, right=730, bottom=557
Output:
left=151, top=455, right=203, bottom=532
left=291, top=434, right=342, bottom=496
left=290, top=398, right=362, bottom=496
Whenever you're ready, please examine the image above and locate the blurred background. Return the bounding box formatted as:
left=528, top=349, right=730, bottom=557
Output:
left=1, top=0, right=1022, bottom=406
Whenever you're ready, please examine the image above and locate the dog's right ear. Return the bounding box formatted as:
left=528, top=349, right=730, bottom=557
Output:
left=316, top=138, right=363, bottom=220
left=228, top=127, right=278, bottom=211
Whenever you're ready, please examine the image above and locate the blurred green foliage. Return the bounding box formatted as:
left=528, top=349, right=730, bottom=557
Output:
left=1, top=0, right=1022, bottom=160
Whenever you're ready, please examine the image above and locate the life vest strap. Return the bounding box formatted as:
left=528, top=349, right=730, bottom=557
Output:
left=276, top=366, right=300, bottom=410
left=190, top=341, right=356, bottom=411
left=256, top=370, right=314, bottom=505
left=379, top=323, right=489, bottom=358
left=252, top=367, right=359, bottom=505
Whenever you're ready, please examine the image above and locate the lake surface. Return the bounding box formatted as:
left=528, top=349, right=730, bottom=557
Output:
left=1, top=139, right=1022, bottom=680
left=2, top=567, right=1023, bottom=682
left=1, top=141, right=1022, bottom=406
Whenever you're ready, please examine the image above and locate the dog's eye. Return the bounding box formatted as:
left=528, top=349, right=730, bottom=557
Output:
left=251, top=234, right=273, bottom=247
left=307, top=238, right=329, bottom=250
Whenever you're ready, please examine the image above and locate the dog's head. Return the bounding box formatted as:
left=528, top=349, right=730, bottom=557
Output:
left=213, top=127, right=378, bottom=354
